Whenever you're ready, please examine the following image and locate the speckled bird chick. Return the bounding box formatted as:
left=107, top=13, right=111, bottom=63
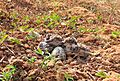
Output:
left=38, top=34, right=90, bottom=61
left=63, top=37, right=79, bottom=53
left=51, top=46, right=66, bottom=60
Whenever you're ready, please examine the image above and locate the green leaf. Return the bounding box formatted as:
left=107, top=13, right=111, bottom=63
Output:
left=79, top=27, right=87, bottom=33
left=50, top=13, right=60, bottom=21
left=64, top=73, right=74, bottom=81
left=35, top=48, right=44, bottom=55
left=0, top=34, right=8, bottom=44
left=111, top=31, right=120, bottom=38
left=28, top=57, right=36, bottom=63
left=9, top=37, right=21, bottom=45
left=35, top=19, right=41, bottom=24
left=26, top=31, right=39, bottom=40
left=95, top=71, right=108, bottom=78
left=23, top=15, right=30, bottom=22
left=6, top=65, right=15, bottom=69
left=26, top=28, right=34, bottom=33
left=0, top=78, right=4, bottom=81
left=19, top=25, right=29, bottom=32
left=1, top=65, right=16, bottom=81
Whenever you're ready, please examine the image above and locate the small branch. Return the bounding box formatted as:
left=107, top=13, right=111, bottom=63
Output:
left=87, top=72, right=95, bottom=81
left=0, top=56, right=5, bottom=63
left=4, top=44, right=15, bottom=55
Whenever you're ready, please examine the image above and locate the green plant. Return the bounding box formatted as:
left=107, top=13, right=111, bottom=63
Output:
left=23, top=15, right=30, bottom=22
left=34, top=48, right=44, bottom=55
left=8, top=37, right=22, bottom=45
left=35, top=48, right=55, bottom=68
left=28, top=57, right=36, bottom=63
left=88, top=28, right=99, bottom=33
left=10, top=11, right=19, bottom=19
left=67, top=16, right=78, bottom=30
left=35, top=16, right=41, bottom=24
left=64, top=72, right=74, bottom=81
left=19, top=25, right=29, bottom=32
left=78, top=27, right=87, bottom=33
left=111, top=31, right=120, bottom=38
left=87, top=19, right=94, bottom=24
left=41, top=54, right=55, bottom=68
left=26, top=31, right=40, bottom=40
left=43, top=12, right=60, bottom=28
left=95, top=71, right=108, bottom=78
left=0, top=65, right=16, bottom=81
left=50, top=12, right=60, bottom=22
left=0, top=31, right=8, bottom=44
left=97, top=15, right=103, bottom=21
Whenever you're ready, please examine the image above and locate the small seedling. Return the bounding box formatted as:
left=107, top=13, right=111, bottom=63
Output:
left=19, top=25, right=29, bottom=32
left=49, top=12, right=60, bottom=22
left=87, top=19, right=94, bottom=24
left=8, top=37, right=22, bottom=45
left=42, top=12, right=61, bottom=28
left=34, top=48, right=44, bottom=55
left=0, top=31, right=8, bottom=44
left=0, top=65, right=16, bottom=81
left=111, top=31, right=120, bottom=38
left=28, top=57, right=36, bottom=63
left=41, top=54, right=55, bottom=69
left=26, top=31, right=40, bottom=40
left=35, top=48, right=55, bottom=68
left=79, top=27, right=87, bottom=33
left=95, top=71, right=108, bottom=78
left=23, top=15, right=30, bottom=22
left=97, top=15, right=103, bottom=21
left=88, top=28, right=99, bottom=33
left=64, top=72, right=74, bottom=81
left=35, top=16, right=41, bottom=24
left=67, top=16, right=78, bottom=29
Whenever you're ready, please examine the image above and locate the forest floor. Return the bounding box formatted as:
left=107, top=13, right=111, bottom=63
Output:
left=0, top=0, right=120, bottom=81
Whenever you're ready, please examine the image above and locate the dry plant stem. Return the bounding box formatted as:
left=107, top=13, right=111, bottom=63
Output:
left=3, top=43, right=15, bottom=55
left=0, top=56, right=5, bottom=63
left=87, top=71, right=95, bottom=81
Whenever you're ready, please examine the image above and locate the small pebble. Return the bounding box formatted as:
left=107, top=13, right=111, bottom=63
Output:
left=0, top=46, right=6, bottom=50
left=24, top=44, right=30, bottom=48
left=70, top=61, right=77, bottom=66
left=47, top=59, right=55, bottom=67
left=26, top=49, right=32, bottom=53
left=56, top=60, right=64, bottom=66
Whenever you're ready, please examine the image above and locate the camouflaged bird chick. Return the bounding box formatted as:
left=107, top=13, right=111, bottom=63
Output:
left=38, top=33, right=90, bottom=61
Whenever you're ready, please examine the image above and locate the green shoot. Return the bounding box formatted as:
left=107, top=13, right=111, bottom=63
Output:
left=23, top=15, right=30, bottom=22
left=79, top=27, right=87, bottom=33
left=50, top=12, right=60, bottom=22
left=64, top=72, right=74, bottom=81
left=97, top=15, right=103, bottom=21
left=67, top=16, right=78, bottom=29
left=26, top=31, right=40, bottom=40
left=28, top=57, right=36, bottom=63
left=8, top=37, right=22, bottom=45
left=111, top=31, right=120, bottom=38
left=34, top=48, right=44, bottom=55
left=0, top=65, right=16, bottom=81
left=35, top=16, right=41, bottom=24
left=35, top=49, right=55, bottom=68
left=0, top=32, right=8, bottom=44
left=41, top=54, right=55, bottom=68
left=19, top=25, right=29, bottom=32
left=95, top=71, right=108, bottom=78
left=42, top=12, right=60, bottom=28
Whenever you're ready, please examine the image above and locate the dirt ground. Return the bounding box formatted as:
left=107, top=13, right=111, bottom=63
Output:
left=0, top=0, right=120, bottom=81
